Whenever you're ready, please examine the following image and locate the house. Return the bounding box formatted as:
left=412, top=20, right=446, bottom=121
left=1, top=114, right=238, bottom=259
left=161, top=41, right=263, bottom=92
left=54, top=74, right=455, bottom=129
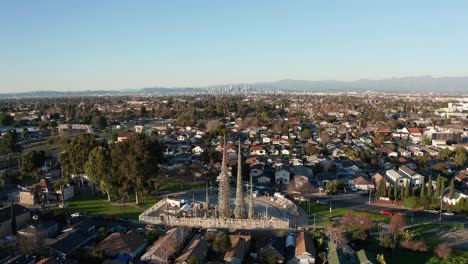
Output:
left=397, top=148, right=411, bottom=158
left=385, top=169, right=410, bottom=187
left=134, top=125, right=144, bottom=133
left=454, top=171, right=468, bottom=189
left=250, top=145, right=267, bottom=155
left=272, top=138, right=283, bottom=145
left=327, top=240, right=346, bottom=264
left=372, top=173, right=384, bottom=185
left=408, top=145, right=424, bottom=156
left=49, top=221, right=96, bottom=259
left=37, top=178, right=53, bottom=193
left=191, top=146, right=204, bottom=155
left=246, top=156, right=259, bottom=165
left=258, top=175, right=271, bottom=184
left=140, top=227, right=189, bottom=264
left=281, top=149, right=291, bottom=155
left=275, top=166, right=291, bottom=185
left=442, top=189, right=468, bottom=205
left=249, top=163, right=264, bottom=178
left=407, top=127, right=423, bottom=143
left=258, top=235, right=286, bottom=263
left=174, top=234, right=207, bottom=264
left=348, top=175, right=373, bottom=191
left=263, top=137, right=271, bottom=144
left=0, top=204, right=30, bottom=237
left=117, top=132, right=133, bottom=142
left=398, top=165, right=424, bottom=187
left=18, top=220, right=59, bottom=238
left=177, top=134, right=189, bottom=141
left=294, top=231, right=317, bottom=264
left=223, top=235, right=252, bottom=264
left=96, top=230, right=147, bottom=258
left=356, top=249, right=374, bottom=264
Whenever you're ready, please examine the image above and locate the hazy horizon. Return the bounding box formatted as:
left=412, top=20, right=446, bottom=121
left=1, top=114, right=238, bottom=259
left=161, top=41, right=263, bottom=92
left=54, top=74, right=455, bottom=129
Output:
left=1, top=0, right=468, bottom=93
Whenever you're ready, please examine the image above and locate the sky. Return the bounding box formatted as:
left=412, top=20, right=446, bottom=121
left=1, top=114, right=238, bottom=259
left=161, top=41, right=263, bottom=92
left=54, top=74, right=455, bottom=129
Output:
left=1, top=0, right=468, bottom=92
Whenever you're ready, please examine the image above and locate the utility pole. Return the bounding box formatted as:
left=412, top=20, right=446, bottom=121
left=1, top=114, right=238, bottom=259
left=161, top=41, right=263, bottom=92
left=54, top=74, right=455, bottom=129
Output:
left=368, top=188, right=372, bottom=205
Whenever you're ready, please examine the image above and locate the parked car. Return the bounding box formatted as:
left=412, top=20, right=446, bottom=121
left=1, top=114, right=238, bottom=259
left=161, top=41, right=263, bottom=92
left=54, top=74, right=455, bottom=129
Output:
left=316, top=200, right=327, bottom=205
left=71, top=212, right=80, bottom=218
left=424, top=209, right=438, bottom=214
left=379, top=210, right=392, bottom=216
left=442, top=211, right=454, bottom=216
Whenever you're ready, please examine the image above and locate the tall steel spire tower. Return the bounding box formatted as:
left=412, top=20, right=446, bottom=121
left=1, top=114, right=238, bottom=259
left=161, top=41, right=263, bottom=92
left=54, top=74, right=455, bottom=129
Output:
left=247, top=171, right=254, bottom=219
left=218, top=137, right=231, bottom=218
left=205, top=183, right=209, bottom=207
left=234, top=139, right=245, bottom=219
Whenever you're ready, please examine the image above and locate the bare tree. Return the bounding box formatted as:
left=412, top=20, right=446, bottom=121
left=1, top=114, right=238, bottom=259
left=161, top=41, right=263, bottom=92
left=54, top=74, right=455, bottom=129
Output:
left=389, top=213, right=405, bottom=242
left=206, top=119, right=220, bottom=132
left=435, top=243, right=452, bottom=259
left=326, top=227, right=348, bottom=248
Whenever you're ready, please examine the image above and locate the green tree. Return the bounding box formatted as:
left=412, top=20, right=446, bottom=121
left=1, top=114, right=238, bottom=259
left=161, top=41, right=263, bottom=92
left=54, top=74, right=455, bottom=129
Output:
left=448, top=178, right=455, bottom=200
left=433, top=163, right=447, bottom=175
left=438, top=149, right=453, bottom=159
left=403, top=182, right=410, bottom=200
left=186, top=256, right=201, bottom=264
left=416, top=154, right=430, bottom=172
left=265, top=255, right=278, bottom=264
left=420, top=179, right=425, bottom=198
left=439, top=177, right=446, bottom=198
left=20, top=150, right=46, bottom=179
left=372, top=134, right=384, bottom=147
left=0, top=112, right=14, bottom=126
left=427, top=177, right=433, bottom=197
left=213, top=232, right=231, bottom=255
left=326, top=179, right=344, bottom=193
left=393, top=181, right=398, bottom=201
left=435, top=175, right=441, bottom=197
left=376, top=253, right=386, bottom=264
left=111, top=133, right=162, bottom=204
left=422, top=135, right=431, bottom=146
left=91, top=115, right=108, bottom=130
left=300, top=129, right=312, bottom=140
left=454, top=147, right=467, bottom=167
left=84, top=146, right=113, bottom=201
left=0, top=129, right=21, bottom=155
left=376, top=180, right=383, bottom=199
left=61, top=133, right=98, bottom=187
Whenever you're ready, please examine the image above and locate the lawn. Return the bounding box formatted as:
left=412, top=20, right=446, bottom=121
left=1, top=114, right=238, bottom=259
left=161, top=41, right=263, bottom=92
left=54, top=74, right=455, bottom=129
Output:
left=159, top=178, right=205, bottom=192
left=298, top=201, right=391, bottom=224
left=55, top=194, right=159, bottom=220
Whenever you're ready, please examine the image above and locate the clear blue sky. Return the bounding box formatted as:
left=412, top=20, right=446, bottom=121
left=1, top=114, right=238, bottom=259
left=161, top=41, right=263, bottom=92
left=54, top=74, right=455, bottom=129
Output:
left=1, top=0, right=467, bottom=92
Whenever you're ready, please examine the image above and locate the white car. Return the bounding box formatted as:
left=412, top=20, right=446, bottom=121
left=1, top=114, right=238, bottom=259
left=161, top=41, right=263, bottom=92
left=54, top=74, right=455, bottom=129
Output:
left=442, top=211, right=454, bottom=216
left=316, top=200, right=327, bottom=205
left=71, top=212, right=80, bottom=218
left=424, top=209, right=438, bottom=214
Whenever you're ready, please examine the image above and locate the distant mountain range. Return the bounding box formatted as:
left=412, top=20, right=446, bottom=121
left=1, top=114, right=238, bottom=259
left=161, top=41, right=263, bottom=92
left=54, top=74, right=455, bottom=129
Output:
left=1, top=76, right=467, bottom=98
